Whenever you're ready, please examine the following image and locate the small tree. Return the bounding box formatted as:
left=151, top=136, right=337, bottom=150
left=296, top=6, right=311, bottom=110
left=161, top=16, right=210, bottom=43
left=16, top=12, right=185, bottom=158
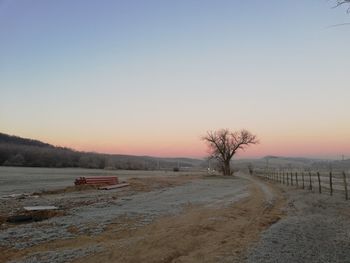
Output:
left=202, top=129, right=258, bottom=175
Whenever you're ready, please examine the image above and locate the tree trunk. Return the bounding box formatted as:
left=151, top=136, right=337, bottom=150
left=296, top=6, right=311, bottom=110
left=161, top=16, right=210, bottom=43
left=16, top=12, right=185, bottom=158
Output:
left=223, top=160, right=231, bottom=175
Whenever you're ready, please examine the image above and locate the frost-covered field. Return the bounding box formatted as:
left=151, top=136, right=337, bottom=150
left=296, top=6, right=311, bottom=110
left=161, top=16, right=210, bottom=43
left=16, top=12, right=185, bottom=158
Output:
left=0, top=167, right=203, bottom=195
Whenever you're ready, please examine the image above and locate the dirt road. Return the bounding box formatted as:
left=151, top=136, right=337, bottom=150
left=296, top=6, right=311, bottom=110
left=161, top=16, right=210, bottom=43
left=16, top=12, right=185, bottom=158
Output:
left=1, top=172, right=285, bottom=263
left=72, top=174, right=284, bottom=263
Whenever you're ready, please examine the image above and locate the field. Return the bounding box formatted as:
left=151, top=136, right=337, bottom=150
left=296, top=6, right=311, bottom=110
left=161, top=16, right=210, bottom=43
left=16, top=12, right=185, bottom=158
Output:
left=0, top=167, right=204, bottom=195
left=1, top=168, right=350, bottom=262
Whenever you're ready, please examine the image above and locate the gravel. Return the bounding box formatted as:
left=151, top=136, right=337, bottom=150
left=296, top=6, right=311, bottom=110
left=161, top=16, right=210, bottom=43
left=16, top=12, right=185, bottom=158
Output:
left=245, top=188, right=350, bottom=263
left=0, top=177, right=250, bottom=251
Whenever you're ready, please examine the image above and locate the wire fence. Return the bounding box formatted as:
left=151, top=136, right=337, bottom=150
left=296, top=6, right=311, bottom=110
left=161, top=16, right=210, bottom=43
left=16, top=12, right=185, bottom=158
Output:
left=254, top=169, right=349, bottom=200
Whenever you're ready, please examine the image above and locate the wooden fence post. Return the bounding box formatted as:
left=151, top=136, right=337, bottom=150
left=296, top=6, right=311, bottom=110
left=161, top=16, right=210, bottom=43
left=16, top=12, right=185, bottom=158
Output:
left=317, top=172, right=321, bottom=194
left=329, top=171, right=333, bottom=196
left=283, top=172, right=285, bottom=184
left=287, top=172, right=289, bottom=186
left=302, top=172, right=305, bottom=189
left=309, top=172, right=312, bottom=190
left=291, top=172, right=293, bottom=186
left=295, top=172, right=298, bottom=187
left=343, top=171, right=348, bottom=200
left=280, top=172, right=282, bottom=183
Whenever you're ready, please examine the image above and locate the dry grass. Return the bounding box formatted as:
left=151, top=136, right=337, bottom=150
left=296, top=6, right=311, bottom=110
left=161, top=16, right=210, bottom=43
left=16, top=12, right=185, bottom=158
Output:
left=127, top=175, right=200, bottom=192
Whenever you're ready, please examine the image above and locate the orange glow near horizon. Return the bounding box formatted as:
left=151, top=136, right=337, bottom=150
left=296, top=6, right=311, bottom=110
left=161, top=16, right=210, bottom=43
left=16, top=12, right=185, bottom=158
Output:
left=52, top=134, right=350, bottom=159
left=2, top=126, right=350, bottom=159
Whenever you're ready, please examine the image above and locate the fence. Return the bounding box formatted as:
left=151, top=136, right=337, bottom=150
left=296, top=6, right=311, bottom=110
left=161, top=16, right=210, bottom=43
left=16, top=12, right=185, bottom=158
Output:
left=255, top=170, right=349, bottom=200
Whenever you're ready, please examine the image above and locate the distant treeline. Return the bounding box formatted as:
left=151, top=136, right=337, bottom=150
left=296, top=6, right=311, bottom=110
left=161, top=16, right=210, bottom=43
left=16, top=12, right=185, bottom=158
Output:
left=0, top=133, right=204, bottom=170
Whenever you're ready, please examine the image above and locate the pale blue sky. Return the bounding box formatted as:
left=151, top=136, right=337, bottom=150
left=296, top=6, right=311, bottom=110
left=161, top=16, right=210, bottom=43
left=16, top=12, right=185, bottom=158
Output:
left=1, top=0, right=350, bottom=158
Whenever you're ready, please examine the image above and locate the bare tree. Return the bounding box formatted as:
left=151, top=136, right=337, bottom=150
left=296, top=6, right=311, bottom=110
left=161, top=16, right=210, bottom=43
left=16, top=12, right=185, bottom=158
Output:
left=202, top=129, right=258, bottom=175
left=333, top=0, right=350, bottom=13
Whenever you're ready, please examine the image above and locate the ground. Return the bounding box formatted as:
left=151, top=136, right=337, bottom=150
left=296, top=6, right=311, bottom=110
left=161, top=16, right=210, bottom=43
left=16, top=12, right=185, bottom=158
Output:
left=1, top=168, right=350, bottom=263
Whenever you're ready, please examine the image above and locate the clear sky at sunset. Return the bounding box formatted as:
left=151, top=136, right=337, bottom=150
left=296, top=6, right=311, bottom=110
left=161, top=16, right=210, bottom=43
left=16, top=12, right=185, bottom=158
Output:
left=1, top=0, right=350, bottom=159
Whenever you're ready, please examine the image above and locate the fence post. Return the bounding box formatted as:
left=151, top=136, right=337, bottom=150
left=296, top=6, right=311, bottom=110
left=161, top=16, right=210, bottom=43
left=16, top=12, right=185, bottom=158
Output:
left=280, top=172, right=282, bottom=183
left=317, top=172, right=321, bottom=194
left=343, top=171, right=348, bottom=200
left=302, top=172, right=305, bottom=189
left=295, top=172, right=298, bottom=187
left=283, top=172, right=285, bottom=184
left=287, top=172, right=289, bottom=186
left=309, top=172, right=312, bottom=190
left=291, top=172, right=293, bottom=186
left=329, top=171, right=333, bottom=196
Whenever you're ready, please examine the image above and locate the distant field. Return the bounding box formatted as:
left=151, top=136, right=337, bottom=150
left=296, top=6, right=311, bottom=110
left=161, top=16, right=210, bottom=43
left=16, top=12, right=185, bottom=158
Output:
left=0, top=167, right=204, bottom=195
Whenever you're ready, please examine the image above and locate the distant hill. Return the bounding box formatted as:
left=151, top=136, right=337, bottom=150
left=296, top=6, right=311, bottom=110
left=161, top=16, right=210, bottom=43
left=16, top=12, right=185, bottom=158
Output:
left=0, top=133, right=54, bottom=148
left=234, top=156, right=350, bottom=172
left=0, top=132, right=204, bottom=170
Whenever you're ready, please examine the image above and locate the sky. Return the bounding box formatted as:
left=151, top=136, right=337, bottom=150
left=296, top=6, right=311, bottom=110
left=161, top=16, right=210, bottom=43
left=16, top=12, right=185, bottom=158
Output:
left=1, top=0, right=350, bottom=159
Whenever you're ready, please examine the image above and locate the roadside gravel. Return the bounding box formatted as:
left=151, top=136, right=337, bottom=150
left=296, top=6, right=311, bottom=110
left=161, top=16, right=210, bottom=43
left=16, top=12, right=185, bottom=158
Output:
left=246, top=185, right=350, bottom=263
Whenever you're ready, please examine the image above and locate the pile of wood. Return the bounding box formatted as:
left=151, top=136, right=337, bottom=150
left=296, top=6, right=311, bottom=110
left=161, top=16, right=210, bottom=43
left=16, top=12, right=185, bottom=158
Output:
left=74, top=176, right=118, bottom=186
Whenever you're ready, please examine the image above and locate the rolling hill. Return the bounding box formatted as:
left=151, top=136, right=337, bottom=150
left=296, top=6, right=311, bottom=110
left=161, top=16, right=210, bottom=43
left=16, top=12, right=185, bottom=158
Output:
left=0, top=132, right=204, bottom=169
